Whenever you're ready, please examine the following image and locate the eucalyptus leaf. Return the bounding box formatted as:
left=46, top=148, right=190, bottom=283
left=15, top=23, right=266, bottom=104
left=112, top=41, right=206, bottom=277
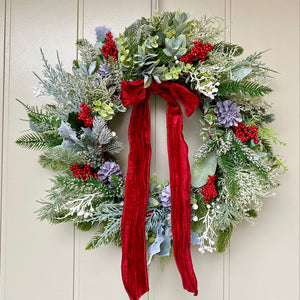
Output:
left=191, top=151, right=217, bottom=187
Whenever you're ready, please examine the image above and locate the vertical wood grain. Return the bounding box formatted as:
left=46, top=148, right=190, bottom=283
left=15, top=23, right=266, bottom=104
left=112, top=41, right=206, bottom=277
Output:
left=74, top=2, right=152, bottom=300
left=229, top=1, right=299, bottom=299
left=0, top=0, right=78, bottom=299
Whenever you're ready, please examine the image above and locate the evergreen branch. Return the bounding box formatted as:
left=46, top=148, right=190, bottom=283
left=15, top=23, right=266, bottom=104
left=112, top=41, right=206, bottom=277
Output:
left=232, top=137, right=269, bottom=180
left=216, top=225, right=233, bottom=252
left=213, top=42, right=243, bottom=57
left=76, top=39, right=98, bottom=65
left=17, top=99, right=61, bottom=132
left=39, top=147, right=84, bottom=172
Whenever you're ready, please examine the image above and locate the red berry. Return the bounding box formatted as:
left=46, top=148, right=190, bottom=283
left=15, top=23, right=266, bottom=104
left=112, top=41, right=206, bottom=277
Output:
left=78, top=102, right=93, bottom=128
left=102, top=32, right=118, bottom=61
left=233, top=123, right=259, bottom=144
left=70, top=163, right=98, bottom=182
left=180, top=41, right=213, bottom=65
left=200, top=174, right=218, bottom=203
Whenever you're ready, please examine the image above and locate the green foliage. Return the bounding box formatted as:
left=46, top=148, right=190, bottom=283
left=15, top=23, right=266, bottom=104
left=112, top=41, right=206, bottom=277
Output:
left=187, top=16, right=223, bottom=45
left=216, top=225, right=233, bottom=253
left=218, top=80, right=272, bottom=97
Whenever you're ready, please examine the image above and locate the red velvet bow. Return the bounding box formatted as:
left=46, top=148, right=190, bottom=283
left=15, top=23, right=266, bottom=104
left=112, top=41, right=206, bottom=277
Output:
left=121, top=79, right=199, bottom=300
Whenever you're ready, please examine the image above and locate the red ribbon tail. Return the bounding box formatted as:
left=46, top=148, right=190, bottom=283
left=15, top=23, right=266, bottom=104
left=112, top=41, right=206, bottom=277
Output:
left=167, top=104, right=198, bottom=296
left=121, top=92, right=151, bottom=300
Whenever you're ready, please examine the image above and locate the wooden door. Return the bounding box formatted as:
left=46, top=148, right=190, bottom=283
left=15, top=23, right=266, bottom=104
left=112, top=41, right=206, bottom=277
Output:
left=1, top=1, right=299, bottom=299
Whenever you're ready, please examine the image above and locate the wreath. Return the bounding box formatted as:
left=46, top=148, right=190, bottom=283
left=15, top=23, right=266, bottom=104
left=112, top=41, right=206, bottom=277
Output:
left=17, top=11, right=285, bottom=300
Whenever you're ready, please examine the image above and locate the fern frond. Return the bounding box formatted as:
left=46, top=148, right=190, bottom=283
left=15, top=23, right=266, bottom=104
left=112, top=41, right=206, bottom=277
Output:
left=16, top=131, right=62, bottom=151
left=16, top=132, right=50, bottom=150
left=218, top=80, right=272, bottom=97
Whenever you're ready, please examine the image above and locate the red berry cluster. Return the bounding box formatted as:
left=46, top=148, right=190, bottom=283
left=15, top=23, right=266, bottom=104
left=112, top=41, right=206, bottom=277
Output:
left=180, top=41, right=213, bottom=65
left=233, top=122, right=259, bottom=144
left=102, top=32, right=118, bottom=61
left=78, top=102, right=93, bottom=128
left=200, top=175, right=218, bottom=203
left=70, top=164, right=98, bottom=182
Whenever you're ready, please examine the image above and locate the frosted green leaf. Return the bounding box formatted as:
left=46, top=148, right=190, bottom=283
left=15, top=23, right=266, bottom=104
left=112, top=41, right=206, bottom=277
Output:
left=88, top=61, right=97, bottom=75
left=232, top=67, right=252, bottom=81
left=191, top=151, right=217, bottom=187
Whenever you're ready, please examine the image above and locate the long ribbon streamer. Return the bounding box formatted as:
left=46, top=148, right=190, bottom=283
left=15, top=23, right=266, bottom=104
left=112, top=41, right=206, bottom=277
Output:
left=121, top=79, right=199, bottom=300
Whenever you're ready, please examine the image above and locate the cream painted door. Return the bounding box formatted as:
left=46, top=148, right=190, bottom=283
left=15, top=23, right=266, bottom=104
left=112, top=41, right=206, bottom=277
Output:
left=0, top=1, right=299, bottom=300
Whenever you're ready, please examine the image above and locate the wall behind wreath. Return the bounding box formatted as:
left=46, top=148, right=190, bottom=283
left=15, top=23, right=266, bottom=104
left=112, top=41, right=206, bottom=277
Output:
left=0, top=0, right=299, bottom=299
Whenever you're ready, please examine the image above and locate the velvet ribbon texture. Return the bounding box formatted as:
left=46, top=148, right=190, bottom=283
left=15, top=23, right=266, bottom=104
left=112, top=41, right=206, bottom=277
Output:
left=121, top=79, right=199, bottom=300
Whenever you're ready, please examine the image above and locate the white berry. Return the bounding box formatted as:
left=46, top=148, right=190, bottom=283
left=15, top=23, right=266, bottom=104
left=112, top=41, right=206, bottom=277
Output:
left=192, top=204, right=198, bottom=210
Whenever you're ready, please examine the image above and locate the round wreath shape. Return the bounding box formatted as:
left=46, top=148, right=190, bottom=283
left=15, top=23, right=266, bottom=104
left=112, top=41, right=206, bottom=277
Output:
left=17, top=11, right=285, bottom=300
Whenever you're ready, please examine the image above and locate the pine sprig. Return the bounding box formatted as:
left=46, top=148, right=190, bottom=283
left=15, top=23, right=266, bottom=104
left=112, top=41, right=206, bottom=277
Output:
left=217, top=153, right=238, bottom=197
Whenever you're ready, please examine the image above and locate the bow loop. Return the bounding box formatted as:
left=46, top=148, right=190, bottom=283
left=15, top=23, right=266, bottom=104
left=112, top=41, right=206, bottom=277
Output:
left=150, top=81, right=199, bottom=117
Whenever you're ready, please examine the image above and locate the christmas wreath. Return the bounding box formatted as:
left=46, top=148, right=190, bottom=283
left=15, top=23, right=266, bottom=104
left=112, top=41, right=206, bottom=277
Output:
left=17, top=11, right=285, bottom=300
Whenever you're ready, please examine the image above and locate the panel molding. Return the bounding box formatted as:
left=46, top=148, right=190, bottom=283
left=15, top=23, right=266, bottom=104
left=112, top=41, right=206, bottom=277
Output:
left=223, top=2, right=231, bottom=300
left=73, top=1, right=84, bottom=300
left=0, top=0, right=11, bottom=298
